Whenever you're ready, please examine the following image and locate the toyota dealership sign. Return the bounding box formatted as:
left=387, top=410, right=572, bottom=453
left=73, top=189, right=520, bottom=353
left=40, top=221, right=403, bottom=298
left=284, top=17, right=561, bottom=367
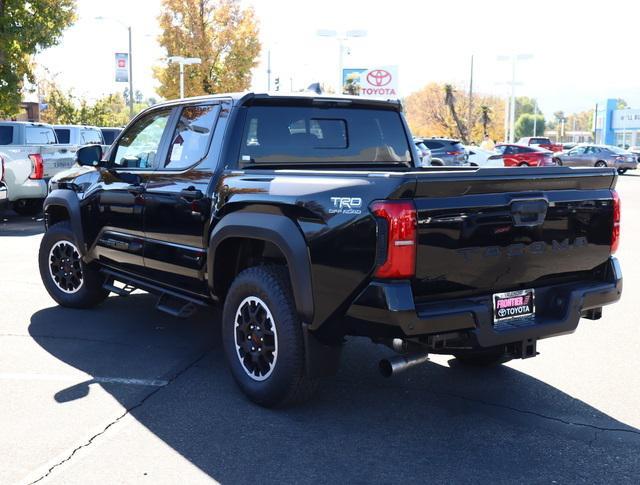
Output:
left=342, top=66, right=399, bottom=99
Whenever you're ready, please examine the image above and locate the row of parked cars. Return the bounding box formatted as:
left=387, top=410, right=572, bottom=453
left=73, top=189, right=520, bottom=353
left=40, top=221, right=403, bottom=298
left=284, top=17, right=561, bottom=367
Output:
left=0, top=121, right=122, bottom=215
left=413, top=135, right=639, bottom=175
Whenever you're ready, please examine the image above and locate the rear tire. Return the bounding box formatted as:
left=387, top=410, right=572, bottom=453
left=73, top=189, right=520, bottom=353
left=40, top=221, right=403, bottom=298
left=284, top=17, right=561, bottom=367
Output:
left=618, top=169, right=627, bottom=175
left=453, top=347, right=511, bottom=367
left=553, top=158, right=562, bottom=166
left=222, top=265, right=318, bottom=407
left=12, top=198, right=44, bottom=216
left=595, top=161, right=607, bottom=167
left=38, top=221, right=109, bottom=308
left=518, top=162, right=529, bottom=167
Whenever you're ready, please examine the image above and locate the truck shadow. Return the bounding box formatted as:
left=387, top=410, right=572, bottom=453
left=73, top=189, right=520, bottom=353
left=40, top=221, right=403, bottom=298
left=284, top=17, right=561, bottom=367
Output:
left=0, top=209, right=45, bottom=237
left=29, top=295, right=640, bottom=483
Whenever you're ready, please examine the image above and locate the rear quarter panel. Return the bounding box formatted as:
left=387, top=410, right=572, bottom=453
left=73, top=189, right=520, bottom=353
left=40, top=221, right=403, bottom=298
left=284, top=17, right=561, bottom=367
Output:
left=215, top=170, right=415, bottom=329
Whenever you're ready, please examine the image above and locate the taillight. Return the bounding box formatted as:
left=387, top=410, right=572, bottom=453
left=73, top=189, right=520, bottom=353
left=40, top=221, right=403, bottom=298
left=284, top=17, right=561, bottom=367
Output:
left=611, top=190, right=620, bottom=253
left=447, top=151, right=463, bottom=156
left=370, top=200, right=417, bottom=279
left=28, top=154, right=44, bottom=180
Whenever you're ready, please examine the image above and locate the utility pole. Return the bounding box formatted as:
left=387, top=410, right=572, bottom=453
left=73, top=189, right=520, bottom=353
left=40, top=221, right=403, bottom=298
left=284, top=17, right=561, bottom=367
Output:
left=468, top=55, right=474, bottom=137
left=532, top=99, right=537, bottom=136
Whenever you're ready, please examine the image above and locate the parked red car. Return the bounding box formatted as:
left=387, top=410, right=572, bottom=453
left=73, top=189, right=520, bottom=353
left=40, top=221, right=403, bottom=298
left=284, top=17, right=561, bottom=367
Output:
left=493, top=144, right=556, bottom=167
left=517, top=137, right=564, bottom=153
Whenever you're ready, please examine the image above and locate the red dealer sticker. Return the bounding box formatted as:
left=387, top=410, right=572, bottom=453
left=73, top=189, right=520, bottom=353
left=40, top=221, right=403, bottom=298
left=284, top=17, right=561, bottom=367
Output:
left=493, top=289, right=535, bottom=323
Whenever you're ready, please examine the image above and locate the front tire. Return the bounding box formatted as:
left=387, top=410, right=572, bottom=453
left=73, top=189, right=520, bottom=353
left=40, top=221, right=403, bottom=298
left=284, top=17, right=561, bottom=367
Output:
left=222, top=265, right=318, bottom=407
left=595, top=161, right=607, bottom=167
left=38, top=221, right=109, bottom=308
left=553, top=158, right=562, bottom=166
left=618, top=169, right=627, bottom=175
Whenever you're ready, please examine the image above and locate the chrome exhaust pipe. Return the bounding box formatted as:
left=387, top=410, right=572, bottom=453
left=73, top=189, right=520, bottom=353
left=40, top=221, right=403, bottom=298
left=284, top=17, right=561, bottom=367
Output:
left=379, top=352, right=430, bottom=378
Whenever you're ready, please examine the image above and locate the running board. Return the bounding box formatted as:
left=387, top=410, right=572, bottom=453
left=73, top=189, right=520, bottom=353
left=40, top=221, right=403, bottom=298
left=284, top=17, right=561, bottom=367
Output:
left=156, top=294, right=198, bottom=318
left=100, top=268, right=208, bottom=319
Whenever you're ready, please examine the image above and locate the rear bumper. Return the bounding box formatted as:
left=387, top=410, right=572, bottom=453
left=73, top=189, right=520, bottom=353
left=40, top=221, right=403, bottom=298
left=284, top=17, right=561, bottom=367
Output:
left=614, top=161, right=637, bottom=170
left=346, top=258, right=622, bottom=348
left=6, top=178, right=47, bottom=202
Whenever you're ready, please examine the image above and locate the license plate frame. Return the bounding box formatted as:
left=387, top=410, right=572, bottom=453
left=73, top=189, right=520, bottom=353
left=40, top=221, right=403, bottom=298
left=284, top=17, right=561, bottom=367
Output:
left=493, top=289, right=535, bottom=324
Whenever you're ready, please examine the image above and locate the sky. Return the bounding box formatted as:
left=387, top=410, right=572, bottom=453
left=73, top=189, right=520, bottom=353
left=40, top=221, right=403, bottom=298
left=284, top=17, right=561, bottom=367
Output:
left=34, top=0, right=640, bottom=118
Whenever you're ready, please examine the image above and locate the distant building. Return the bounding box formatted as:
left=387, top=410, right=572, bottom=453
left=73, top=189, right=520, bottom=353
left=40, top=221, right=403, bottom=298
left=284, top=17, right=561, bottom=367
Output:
left=594, top=98, right=640, bottom=147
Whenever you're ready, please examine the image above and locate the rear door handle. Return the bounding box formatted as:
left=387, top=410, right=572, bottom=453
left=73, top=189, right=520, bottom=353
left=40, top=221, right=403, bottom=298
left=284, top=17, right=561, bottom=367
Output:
left=180, top=188, right=204, bottom=200
left=128, top=185, right=145, bottom=195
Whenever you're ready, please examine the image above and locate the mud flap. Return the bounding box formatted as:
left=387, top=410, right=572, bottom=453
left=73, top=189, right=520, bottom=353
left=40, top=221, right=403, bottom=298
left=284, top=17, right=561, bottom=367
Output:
left=302, top=324, right=342, bottom=378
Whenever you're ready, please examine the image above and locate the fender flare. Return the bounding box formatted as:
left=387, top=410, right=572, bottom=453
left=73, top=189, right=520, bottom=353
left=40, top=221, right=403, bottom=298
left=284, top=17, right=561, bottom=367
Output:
left=208, top=212, right=314, bottom=324
left=43, top=189, right=86, bottom=254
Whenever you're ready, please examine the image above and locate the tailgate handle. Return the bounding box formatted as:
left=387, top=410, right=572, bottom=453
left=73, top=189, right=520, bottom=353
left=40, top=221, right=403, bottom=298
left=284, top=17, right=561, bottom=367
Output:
left=510, top=199, right=548, bottom=227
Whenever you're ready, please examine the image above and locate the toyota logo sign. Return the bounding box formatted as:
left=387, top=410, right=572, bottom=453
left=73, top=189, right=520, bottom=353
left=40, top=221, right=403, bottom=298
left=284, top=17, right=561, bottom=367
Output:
left=366, top=69, right=392, bottom=87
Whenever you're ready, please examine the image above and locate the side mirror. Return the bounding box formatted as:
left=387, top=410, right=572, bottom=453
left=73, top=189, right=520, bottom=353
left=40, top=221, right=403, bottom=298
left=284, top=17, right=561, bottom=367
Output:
left=76, top=145, right=103, bottom=167
left=487, top=154, right=502, bottom=160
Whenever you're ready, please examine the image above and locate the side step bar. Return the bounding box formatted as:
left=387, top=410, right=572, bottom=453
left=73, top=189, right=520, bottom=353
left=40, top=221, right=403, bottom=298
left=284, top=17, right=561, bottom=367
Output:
left=100, top=268, right=209, bottom=318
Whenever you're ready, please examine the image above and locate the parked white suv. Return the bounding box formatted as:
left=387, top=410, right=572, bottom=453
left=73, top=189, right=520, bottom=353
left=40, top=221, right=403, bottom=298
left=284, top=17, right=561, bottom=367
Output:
left=0, top=122, right=77, bottom=215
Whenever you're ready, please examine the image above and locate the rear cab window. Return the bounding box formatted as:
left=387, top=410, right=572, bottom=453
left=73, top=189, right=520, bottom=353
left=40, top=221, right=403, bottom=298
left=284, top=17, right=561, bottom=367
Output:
left=81, top=129, right=103, bottom=145
left=164, top=104, right=220, bottom=169
left=25, top=126, right=57, bottom=145
left=0, top=126, right=14, bottom=145
left=55, top=129, right=71, bottom=144
left=240, top=105, right=412, bottom=166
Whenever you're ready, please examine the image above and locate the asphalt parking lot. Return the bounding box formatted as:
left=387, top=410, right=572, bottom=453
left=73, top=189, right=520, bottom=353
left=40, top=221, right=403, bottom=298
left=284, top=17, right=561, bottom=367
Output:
left=1, top=175, right=639, bottom=485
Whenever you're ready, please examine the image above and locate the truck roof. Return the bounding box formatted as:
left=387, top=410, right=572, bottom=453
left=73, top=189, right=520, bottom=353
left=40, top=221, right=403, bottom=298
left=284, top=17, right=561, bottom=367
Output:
left=152, top=91, right=404, bottom=111
left=0, top=121, right=55, bottom=128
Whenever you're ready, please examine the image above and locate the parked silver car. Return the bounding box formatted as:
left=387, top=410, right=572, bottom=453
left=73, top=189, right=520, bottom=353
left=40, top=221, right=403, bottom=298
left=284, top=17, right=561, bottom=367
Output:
left=554, top=144, right=638, bottom=174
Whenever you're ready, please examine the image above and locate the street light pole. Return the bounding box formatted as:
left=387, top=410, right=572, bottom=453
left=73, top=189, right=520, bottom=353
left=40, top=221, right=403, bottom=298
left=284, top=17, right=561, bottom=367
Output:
left=317, top=29, right=367, bottom=94
left=167, top=56, right=202, bottom=98
left=128, top=25, right=133, bottom=117
left=498, top=53, right=533, bottom=143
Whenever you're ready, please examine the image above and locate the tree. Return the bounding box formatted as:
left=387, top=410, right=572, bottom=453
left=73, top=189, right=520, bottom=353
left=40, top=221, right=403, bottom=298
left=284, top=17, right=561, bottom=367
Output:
left=404, top=82, right=505, bottom=143
left=154, top=0, right=261, bottom=99
left=515, top=113, right=545, bottom=139
left=514, top=96, right=536, bottom=119
left=480, top=105, right=491, bottom=136
left=0, top=0, right=76, bottom=116
left=39, top=81, right=149, bottom=127
left=444, top=84, right=468, bottom=143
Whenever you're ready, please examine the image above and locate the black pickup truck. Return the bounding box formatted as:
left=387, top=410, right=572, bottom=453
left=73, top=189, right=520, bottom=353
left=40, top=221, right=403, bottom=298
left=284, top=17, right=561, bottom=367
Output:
left=39, top=93, right=622, bottom=407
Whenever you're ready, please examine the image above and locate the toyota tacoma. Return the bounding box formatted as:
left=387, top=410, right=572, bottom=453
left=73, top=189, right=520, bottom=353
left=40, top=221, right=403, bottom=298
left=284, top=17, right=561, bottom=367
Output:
left=39, top=93, right=623, bottom=407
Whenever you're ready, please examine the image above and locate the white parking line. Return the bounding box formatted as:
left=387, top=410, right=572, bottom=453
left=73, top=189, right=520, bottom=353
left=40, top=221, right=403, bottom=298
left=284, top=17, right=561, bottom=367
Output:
left=0, top=373, right=168, bottom=387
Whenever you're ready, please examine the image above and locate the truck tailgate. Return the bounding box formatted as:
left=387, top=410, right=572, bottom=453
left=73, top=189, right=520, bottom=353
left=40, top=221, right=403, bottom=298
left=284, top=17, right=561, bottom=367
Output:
left=411, top=168, right=616, bottom=301
left=40, top=145, right=77, bottom=178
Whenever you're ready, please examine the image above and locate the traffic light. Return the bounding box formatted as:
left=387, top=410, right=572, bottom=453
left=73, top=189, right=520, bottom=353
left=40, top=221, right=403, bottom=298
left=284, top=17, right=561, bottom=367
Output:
left=274, top=77, right=280, bottom=91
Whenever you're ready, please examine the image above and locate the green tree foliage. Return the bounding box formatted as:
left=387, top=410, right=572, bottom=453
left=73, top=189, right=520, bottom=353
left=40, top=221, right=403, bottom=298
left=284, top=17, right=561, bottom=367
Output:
left=0, top=0, right=76, bottom=116
left=41, top=86, right=147, bottom=127
left=515, top=113, right=545, bottom=139
left=154, top=0, right=261, bottom=99
left=515, top=96, right=536, bottom=118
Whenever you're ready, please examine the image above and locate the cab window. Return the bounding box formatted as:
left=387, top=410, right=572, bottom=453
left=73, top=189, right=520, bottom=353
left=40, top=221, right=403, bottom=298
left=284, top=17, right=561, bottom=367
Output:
left=113, top=109, right=172, bottom=169
left=164, top=104, right=220, bottom=169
